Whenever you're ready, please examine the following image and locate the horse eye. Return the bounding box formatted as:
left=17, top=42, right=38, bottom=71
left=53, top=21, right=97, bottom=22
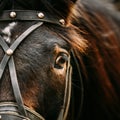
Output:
left=55, top=54, right=68, bottom=69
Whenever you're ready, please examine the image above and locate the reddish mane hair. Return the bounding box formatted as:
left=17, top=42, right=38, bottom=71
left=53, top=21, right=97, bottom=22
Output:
left=65, top=0, right=120, bottom=119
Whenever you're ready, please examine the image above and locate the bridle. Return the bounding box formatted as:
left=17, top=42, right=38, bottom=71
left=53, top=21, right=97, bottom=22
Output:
left=0, top=10, right=72, bottom=120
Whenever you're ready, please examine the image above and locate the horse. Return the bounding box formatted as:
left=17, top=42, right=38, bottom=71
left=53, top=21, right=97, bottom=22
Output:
left=0, top=0, right=120, bottom=120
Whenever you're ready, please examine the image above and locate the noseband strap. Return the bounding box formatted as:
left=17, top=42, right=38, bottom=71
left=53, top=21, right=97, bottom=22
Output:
left=0, top=102, right=45, bottom=120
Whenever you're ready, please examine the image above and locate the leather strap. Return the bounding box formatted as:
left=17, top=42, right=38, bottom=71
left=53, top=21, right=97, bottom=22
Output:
left=57, top=56, right=72, bottom=120
left=0, top=22, right=43, bottom=117
left=0, top=22, right=43, bottom=79
left=71, top=50, right=84, bottom=119
left=0, top=10, right=63, bottom=26
left=8, top=56, right=27, bottom=116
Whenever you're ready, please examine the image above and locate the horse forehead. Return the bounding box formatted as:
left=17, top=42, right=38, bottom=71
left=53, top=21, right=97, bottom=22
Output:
left=1, top=22, right=68, bottom=49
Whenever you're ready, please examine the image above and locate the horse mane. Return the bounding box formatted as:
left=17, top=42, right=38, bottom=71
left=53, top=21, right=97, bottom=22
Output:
left=67, top=0, right=120, bottom=119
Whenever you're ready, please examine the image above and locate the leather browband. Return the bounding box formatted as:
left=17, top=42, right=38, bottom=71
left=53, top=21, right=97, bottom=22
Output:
left=0, top=10, right=65, bottom=26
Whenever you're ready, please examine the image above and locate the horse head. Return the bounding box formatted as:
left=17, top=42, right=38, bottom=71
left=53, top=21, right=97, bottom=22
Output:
left=0, top=0, right=86, bottom=120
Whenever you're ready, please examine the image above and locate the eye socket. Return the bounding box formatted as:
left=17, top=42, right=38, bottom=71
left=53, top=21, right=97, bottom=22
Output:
left=54, top=53, right=69, bottom=69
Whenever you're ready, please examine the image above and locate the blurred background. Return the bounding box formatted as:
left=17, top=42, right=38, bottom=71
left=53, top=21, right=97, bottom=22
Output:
left=105, top=0, right=120, bottom=10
